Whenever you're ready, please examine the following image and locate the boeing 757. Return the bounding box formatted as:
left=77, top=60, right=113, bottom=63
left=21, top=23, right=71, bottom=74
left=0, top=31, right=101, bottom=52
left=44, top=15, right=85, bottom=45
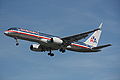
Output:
left=4, top=23, right=111, bottom=56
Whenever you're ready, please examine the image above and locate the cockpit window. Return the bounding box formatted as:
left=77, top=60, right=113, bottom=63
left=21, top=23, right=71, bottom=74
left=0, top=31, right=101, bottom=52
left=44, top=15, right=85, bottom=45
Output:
left=8, top=27, right=20, bottom=30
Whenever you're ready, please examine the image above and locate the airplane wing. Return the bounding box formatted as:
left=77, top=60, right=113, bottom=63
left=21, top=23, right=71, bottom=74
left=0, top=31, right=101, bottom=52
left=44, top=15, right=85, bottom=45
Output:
left=62, top=28, right=100, bottom=43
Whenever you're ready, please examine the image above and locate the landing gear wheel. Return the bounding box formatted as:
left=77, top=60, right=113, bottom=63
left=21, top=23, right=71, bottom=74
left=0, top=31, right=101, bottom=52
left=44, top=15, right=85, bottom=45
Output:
left=62, top=50, right=65, bottom=53
left=48, top=53, right=54, bottom=56
left=48, top=49, right=54, bottom=56
left=48, top=53, right=51, bottom=55
left=50, top=53, right=54, bottom=56
left=60, top=49, right=66, bottom=53
left=16, top=43, right=19, bottom=46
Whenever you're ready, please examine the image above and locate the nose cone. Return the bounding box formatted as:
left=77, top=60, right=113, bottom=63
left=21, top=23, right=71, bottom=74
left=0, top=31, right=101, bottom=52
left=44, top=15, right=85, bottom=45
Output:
left=4, top=31, right=9, bottom=35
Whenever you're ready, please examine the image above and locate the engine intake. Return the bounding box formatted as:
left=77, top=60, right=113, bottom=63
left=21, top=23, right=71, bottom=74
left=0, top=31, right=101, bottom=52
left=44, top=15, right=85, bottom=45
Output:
left=30, top=44, right=44, bottom=52
left=50, top=37, right=63, bottom=44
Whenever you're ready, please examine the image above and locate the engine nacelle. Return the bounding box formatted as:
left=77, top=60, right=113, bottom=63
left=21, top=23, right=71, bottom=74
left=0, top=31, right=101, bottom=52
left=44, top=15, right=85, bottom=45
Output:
left=30, top=44, right=44, bottom=52
left=50, top=37, right=63, bottom=44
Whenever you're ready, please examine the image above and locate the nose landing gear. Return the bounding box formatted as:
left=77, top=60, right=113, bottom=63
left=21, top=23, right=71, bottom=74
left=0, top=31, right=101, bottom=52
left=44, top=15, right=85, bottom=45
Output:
left=14, top=38, right=19, bottom=46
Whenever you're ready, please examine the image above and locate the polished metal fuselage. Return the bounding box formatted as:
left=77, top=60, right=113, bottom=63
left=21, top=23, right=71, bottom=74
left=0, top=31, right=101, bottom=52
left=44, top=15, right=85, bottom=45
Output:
left=4, top=29, right=100, bottom=52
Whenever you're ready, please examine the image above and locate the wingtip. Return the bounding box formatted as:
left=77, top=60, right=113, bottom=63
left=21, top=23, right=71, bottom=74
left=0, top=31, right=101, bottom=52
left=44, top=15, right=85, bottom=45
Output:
left=108, top=44, right=112, bottom=46
left=99, top=23, right=103, bottom=29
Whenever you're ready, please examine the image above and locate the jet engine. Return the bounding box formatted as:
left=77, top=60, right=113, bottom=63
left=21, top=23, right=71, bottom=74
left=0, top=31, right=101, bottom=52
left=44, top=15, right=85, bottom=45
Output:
left=30, top=44, right=46, bottom=52
left=50, top=37, right=63, bottom=44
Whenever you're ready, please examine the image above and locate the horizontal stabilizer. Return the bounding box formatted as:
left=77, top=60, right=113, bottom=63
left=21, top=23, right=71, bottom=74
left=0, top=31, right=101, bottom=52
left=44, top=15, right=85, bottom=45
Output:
left=92, top=44, right=112, bottom=49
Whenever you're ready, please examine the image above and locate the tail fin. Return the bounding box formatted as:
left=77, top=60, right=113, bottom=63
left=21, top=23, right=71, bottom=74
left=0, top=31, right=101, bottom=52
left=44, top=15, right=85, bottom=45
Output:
left=84, top=23, right=103, bottom=47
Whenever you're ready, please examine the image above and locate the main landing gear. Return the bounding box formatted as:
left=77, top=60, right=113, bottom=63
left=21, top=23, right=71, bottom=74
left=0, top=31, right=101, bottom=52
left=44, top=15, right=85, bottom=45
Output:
left=59, top=48, right=66, bottom=53
left=48, top=48, right=66, bottom=56
left=14, top=38, right=19, bottom=46
left=48, top=50, right=54, bottom=56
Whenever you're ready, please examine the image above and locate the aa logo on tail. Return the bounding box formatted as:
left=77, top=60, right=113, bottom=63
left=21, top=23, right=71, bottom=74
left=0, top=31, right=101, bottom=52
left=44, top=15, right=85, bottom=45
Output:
left=90, top=36, right=97, bottom=43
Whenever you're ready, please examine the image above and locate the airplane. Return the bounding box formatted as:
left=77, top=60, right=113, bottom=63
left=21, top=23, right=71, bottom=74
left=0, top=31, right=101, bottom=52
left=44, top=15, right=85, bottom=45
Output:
left=4, top=23, right=111, bottom=56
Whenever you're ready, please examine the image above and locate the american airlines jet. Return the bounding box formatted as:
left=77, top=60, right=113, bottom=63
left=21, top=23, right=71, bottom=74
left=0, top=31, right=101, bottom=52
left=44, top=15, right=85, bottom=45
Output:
left=4, top=23, right=111, bottom=56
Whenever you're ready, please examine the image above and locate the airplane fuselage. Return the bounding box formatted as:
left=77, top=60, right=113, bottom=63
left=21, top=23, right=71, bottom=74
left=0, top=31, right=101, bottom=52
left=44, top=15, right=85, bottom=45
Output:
left=4, top=28, right=100, bottom=52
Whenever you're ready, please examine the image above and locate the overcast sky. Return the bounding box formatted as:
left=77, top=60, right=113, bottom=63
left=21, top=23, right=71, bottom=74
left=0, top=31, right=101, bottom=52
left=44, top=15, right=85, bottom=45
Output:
left=0, top=0, right=120, bottom=80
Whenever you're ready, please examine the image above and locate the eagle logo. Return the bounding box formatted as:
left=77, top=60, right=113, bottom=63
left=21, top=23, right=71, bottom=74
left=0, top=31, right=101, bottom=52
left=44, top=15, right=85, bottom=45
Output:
left=90, top=36, right=97, bottom=43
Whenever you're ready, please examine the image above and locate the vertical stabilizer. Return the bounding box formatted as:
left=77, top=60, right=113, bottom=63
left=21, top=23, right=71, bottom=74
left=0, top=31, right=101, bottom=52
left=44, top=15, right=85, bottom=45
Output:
left=84, top=23, right=103, bottom=47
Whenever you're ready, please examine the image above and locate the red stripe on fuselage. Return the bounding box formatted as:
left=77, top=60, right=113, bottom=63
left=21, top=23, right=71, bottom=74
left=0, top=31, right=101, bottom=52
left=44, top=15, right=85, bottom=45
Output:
left=6, top=30, right=51, bottom=40
left=72, top=43, right=89, bottom=48
left=6, top=30, right=89, bottom=49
